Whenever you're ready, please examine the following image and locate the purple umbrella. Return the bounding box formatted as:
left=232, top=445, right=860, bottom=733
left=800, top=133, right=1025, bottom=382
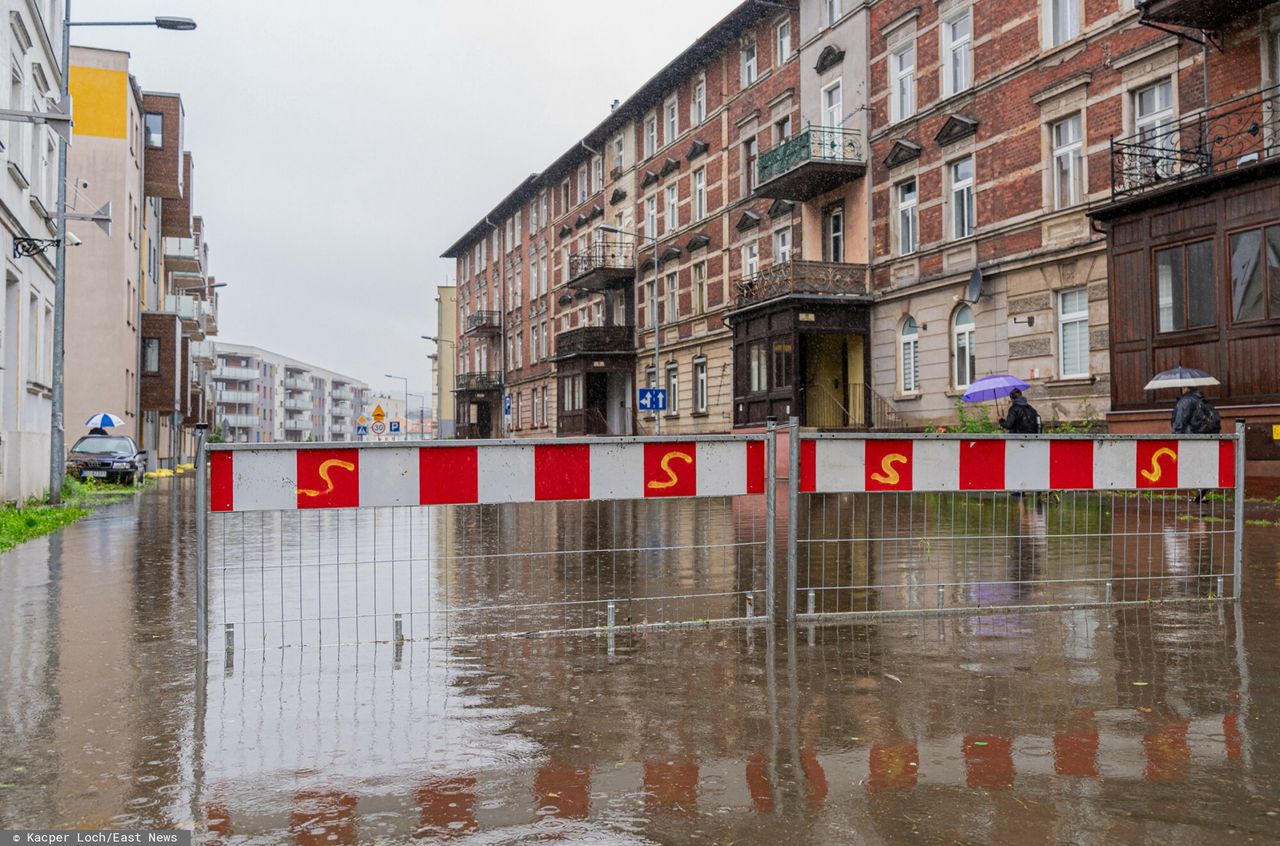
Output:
left=962, top=374, right=1029, bottom=403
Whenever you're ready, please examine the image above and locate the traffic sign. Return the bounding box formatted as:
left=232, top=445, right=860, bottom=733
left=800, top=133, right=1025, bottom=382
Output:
left=503, top=394, right=512, bottom=416
left=357, top=416, right=367, bottom=425
left=638, top=388, right=667, bottom=412
left=355, top=424, right=369, bottom=436
left=389, top=420, right=402, bottom=434
left=371, top=420, right=387, bottom=435
left=372, top=405, right=386, bottom=423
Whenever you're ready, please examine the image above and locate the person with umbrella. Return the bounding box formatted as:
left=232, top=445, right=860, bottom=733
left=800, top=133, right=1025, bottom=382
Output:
left=85, top=412, right=125, bottom=437
left=961, top=375, right=1040, bottom=433
left=998, top=388, right=1041, bottom=434
left=1146, top=367, right=1221, bottom=502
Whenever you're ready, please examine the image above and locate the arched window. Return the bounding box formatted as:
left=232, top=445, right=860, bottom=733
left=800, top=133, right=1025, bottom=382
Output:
left=900, top=317, right=919, bottom=393
left=953, top=305, right=976, bottom=388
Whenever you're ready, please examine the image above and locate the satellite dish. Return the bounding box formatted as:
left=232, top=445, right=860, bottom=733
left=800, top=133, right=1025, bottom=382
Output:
left=965, top=266, right=984, bottom=303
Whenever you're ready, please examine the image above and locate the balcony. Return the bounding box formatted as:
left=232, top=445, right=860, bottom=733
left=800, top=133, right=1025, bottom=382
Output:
left=567, top=241, right=635, bottom=291
left=456, top=371, right=502, bottom=392
left=332, top=401, right=353, bottom=417
left=163, top=293, right=199, bottom=327
left=199, top=299, right=217, bottom=336
left=553, top=325, right=635, bottom=359
left=1138, top=0, right=1270, bottom=30
left=331, top=386, right=354, bottom=402
left=216, top=389, right=257, bottom=404
left=283, top=398, right=312, bottom=412
left=283, top=418, right=310, bottom=432
left=464, top=310, right=502, bottom=336
left=331, top=423, right=351, bottom=436
left=163, top=237, right=201, bottom=273
left=219, top=413, right=258, bottom=428
left=283, top=377, right=312, bottom=391
left=755, top=126, right=866, bottom=201
left=1104, top=84, right=1280, bottom=208
left=190, top=340, right=214, bottom=363
left=733, top=260, right=870, bottom=311
left=213, top=365, right=259, bottom=381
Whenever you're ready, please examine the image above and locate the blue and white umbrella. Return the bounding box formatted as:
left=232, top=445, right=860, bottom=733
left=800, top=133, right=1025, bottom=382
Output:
left=84, top=412, right=126, bottom=428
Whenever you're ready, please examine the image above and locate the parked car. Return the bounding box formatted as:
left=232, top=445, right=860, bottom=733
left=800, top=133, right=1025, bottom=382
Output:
left=65, top=435, right=146, bottom=485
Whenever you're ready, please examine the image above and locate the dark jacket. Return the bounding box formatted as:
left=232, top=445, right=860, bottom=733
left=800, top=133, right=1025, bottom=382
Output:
left=1000, top=396, right=1040, bottom=434
left=1171, top=389, right=1203, bottom=434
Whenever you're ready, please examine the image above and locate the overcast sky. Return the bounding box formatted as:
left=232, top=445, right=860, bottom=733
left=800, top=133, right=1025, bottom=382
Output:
left=84, top=0, right=740, bottom=405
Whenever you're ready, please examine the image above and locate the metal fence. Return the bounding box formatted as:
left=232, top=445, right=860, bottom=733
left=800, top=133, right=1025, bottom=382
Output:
left=787, top=425, right=1245, bottom=623
left=197, top=432, right=775, bottom=653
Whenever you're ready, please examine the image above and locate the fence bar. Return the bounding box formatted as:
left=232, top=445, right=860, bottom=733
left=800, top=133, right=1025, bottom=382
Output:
left=786, top=416, right=799, bottom=623
left=194, top=425, right=208, bottom=655
left=1234, top=418, right=1246, bottom=600
left=765, top=420, right=777, bottom=623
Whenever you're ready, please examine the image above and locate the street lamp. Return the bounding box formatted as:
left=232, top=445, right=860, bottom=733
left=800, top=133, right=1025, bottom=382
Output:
left=406, top=392, right=426, bottom=439
left=385, top=373, right=409, bottom=440
left=421, top=335, right=454, bottom=440
left=599, top=223, right=662, bottom=434
left=47, top=3, right=197, bottom=504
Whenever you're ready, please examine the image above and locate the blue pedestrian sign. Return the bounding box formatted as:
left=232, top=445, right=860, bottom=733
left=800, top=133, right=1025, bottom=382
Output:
left=389, top=420, right=402, bottom=434
left=355, top=424, right=369, bottom=437
left=638, top=388, right=667, bottom=412
left=503, top=394, right=512, bottom=416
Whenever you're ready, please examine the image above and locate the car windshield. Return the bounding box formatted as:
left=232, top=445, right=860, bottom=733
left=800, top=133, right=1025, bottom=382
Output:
left=71, top=437, right=135, bottom=454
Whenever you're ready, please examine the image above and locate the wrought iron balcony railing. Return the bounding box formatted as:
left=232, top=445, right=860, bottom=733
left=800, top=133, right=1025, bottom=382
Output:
left=757, top=126, right=865, bottom=186
left=568, top=241, right=635, bottom=280
left=735, top=260, right=869, bottom=309
left=1109, top=84, right=1280, bottom=200
left=456, top=371, right=502, bottom=392
left=554, top=325, right=635, bottom=357
left=464, top=310, right=502, bottom=335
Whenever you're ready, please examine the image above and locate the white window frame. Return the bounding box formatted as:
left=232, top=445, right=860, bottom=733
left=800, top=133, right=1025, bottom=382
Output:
left=666, top=271, right=679, bottom=321
left=773, top=226, right=791, bottom=263
left=1051, top=113, right=1083, bottom=209
left=953, top=305, right=976, bottom=388
left=1047, top=0, right=1080, bottom=47
left=664, top=95, right=679, bottom=145
left=901, top=317, right=920, bottom=393
left=577, top=164, right=589, bottom=203
left=743, top=242, right=760, bottom=277
left=825, top=0, right=842, bottom=27
left=644, top=114, right=657, bottom=159
left=665, top=183, right=678, bottom=234
left=823, top=205, right=844, bottom=262
left=950, top=155, right=975, bottom=240
left=745, top=137, right=759, bottom=191
left=694, top=356, right=708, bottom=413
left=891, top=43, right=916, bottom=123
left=693, top=168, right=707, bottom=220
left=742, top=41, right=758, bottom=87
left=822, top=79, right=843, bottom=128
left=776, top=19, right=792, bottom=64
left=591, top=154, right=603, bottom=193
left=942, top=9, right=972, bottom=97
left=693, top=261, right=708, bottom=315
left=644, top=195, right=657, bottom=239
left=666, top=363, right=680, bottom=414
left=692, top=74, right=707, bottom=124
left=1133, top=78, right=1175, bottom=180
left=897, top=179, right=918, bottom=255
left=613, top=135, right=625, bottom=171
left=1058, top=287, right=1090, bottom=378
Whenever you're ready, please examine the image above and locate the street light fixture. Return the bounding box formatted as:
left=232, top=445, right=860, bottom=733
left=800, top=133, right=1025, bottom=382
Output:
left=599, top=223, right=662, bottom=434
left=47, top=2, right=197, bottom=504
left=385, top=373, right=409, bottom=440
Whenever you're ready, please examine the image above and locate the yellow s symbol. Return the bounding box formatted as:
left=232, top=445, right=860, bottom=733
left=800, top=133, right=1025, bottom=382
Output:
left=1140, top=448, right=1177, bottom=483
left=647, top=450, right=694, bottom=490
left=298, top=459, right=356, bottom=497
left=870, top=453, right=909, bottom=486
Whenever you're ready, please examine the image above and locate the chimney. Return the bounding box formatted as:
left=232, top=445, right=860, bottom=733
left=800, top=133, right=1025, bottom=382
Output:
left=610, top=99, right=621, bottom=112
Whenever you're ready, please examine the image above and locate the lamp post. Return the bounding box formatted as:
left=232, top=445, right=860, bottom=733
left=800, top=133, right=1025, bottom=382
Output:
left=47, top=4, right=197, bottom=504
left=599, top=223, right=661, bottom=434
left=385, top=374, right=409, bottom=440
left=406, top=392, right=425, bottom=439
left=422, top=335, right=454, bottom=440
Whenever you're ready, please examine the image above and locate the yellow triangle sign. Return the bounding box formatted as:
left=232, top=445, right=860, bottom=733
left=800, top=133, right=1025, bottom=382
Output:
left=372, top=405, right=385, bottom=422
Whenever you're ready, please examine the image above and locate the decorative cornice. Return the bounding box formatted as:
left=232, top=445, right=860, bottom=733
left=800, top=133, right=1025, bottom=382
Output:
left=558, top=224, right=573, bottom=238
left=883, top=139, right=922, bottom=169
left=660, top=245, right=682, bottom=262
left=640, top=170, right=659, bottom=188
left=767, top=198, right=795, bottom=217
left=660, top=157, right=680, bottom=177
left=814, top=44, right=845, bottom=75
left=686, top=139, right=709, bottom=161
left=735, top=211, right=761, bottom=232
left=686, top=233, right=711, bottom=250
left=609, top=187, right=627, bottom=205
left=934, top=114, right=979, bottom=147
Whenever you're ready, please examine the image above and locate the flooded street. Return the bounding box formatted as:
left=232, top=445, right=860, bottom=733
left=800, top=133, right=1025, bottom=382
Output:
left=3, top=478, right=1280, bottom=843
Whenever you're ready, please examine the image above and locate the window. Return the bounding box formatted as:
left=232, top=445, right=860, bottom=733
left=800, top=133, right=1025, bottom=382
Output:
left=515, top=390, right=523, bottom=429
left=901, top=317, right=920, bottom=393
left=645, top=115, right=657, bottom=158
left=943, top=10, right=972, bottom=96
left=530, top=257, right=539, bottom=299
left=143, top=337, right=160, bottom=373
left=1052, top=114, right=1083, bottom=209
left=822, top=79, right=843, bottom=128
left=823, top=205, right=844, bottom=262
left=666, top=271, right=678, bottom=321
left=666, top=364, right=680, bottom=413
left=744, top=242, right=760, bottom=277
left=773, top=227, right=791, bottom=263
left=529, top=200, right=538, bottom=233
left=1058, top=288, right=1089, bottom=378
left=1048, top=0, right=1080, bottom=47
left=742, top=42, right=758, bottom=87
left=540, top=252, right=548, bottom=296
left=744, top=137, right=758, bottom=191
left=693, top=168, right=706, bottom=220
left=692, top=75, right=707, bottom=124
left=577, top=164, right=589, bottom=203
left=514, top=209, right=522, bottom=243
left=950, top=156, right=975, bottom=239
left=144, top=112, right=163, bottom=147
left=772, top=340, right=793, bottom=388
left=775, top=115, right=792, bottom=143
left=665, top=184, right=678, bottom=234
left=645, top=195, right=657, bottom=239
left=776, top=19, right=792, bottom=63
left=825, top=0, right=842, bottom=26
left=665, top=96, right=678, bottom=144
left=750, top=342, right=769, bottom=392
left=693, top=261, right=708, bottom=314
left=542, top=322, right=549, bottom=362
left=539, top=190, right=548, bottom=228
left=1228, top=227, right=1280, bottom=323
left=1155, top=240, right=1215, bottom=332
left=592, top=155, right=603, bottom=193
left=891, top=44, right=916, bottom=122
left=646, top=366, right=657, bottom=391
left=613, top=135, right=625, bottom=170
left=897, top=180, right=918, bottom=255
left=694, top=357, right=708, bottom=413
left=1134, top=79, right=1175, bottom=181
left=953, top=305, right=976, bottom=388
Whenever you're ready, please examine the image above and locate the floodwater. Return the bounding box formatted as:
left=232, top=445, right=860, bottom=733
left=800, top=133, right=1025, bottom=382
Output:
left=2, top=479, right=1280, bottom=843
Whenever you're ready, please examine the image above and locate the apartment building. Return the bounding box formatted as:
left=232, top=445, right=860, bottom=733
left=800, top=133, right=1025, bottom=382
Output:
left=211, top=343, right=367, bottom=443
left=430, top=285, right=457, bottom=438
left=0, top=0, right=61, bottom=500
left=1088, top=0, right=1280, bottom=481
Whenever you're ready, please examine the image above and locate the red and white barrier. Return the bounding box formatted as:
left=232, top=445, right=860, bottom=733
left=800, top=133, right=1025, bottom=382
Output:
left=799, top=436, right=1236, bottom=494
left=208, top=439, right=767, bottom=513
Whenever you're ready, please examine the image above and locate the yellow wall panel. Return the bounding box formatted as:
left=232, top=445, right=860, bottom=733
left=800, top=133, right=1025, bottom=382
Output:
left=69, top=66, right=127, bottom=139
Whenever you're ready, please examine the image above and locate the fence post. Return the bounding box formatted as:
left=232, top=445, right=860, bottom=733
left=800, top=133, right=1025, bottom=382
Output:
left=765, top=420, right=777, bottom=623
left=194, top=424, right=209, bottom=655
left=787, top=417, right=799, bottom=623
left=1234, top=419, right=1246, bottom=600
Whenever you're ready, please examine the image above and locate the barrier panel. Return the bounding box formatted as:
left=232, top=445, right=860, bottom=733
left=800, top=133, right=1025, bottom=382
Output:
left=196, top=432, right=774, bottom=652
left=787, top=423, right=1245, bottom=622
